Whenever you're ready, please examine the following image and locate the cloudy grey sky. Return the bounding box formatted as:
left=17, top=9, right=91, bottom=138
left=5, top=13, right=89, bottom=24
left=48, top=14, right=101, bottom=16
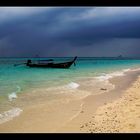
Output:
left=0, top=7, right=140, bottom=57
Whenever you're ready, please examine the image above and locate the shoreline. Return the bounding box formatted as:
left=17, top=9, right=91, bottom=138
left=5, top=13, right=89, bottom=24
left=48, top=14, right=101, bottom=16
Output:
left=79, top=75, right=140, bottom=133
left=56, top=70, right=140, bottom=132
left=0, top=69, right=140, bottom=132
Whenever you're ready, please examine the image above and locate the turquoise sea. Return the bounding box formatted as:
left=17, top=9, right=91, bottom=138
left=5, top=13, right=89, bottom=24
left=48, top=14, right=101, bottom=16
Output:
left=0, top=57, right=140, bottom=99
left=0, top=57, right=140, bottom=121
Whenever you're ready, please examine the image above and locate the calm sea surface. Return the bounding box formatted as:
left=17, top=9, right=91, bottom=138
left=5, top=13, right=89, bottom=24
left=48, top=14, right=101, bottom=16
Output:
left=0, top=57, right=140, bottom=98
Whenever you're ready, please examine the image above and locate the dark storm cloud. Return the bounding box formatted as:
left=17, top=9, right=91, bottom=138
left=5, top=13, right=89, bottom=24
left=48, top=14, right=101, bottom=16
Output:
left=0, top=7, right=140, bottom=57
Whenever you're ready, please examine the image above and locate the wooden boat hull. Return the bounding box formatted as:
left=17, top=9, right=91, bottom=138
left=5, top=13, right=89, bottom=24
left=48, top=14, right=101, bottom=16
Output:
left=26, top=56, right=77, bottom=69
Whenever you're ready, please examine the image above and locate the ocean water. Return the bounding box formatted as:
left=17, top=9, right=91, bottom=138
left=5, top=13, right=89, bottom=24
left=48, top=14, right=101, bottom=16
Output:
left=0, top=57, right=140, bottom=98
left=0, top=57, right=140, bottom=121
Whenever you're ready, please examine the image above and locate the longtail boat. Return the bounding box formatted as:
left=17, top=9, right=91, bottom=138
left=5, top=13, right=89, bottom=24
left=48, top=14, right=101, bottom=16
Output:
left=26, top=56, right=77, bottom=68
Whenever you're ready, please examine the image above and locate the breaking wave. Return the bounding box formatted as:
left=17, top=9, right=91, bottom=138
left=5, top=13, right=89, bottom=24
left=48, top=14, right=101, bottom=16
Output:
left=8, top=86, right=21, bottom=101
left=95, top=68, right=132, bottom=82
left=0, top=108, right=23, bottom=124
left=65, top=82, right=80, bottom=89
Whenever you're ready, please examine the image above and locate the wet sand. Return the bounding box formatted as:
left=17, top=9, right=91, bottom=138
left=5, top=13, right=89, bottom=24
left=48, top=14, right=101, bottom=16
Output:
left=57, top=70, right=140, bottom=132
left=78, top=75, right=140, bottom=133
left=0, top=70, right=140, bottom=133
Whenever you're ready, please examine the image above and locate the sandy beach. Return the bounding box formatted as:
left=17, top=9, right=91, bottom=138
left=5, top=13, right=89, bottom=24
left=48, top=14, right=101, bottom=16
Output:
left=78, top=75, right=140, bottom=133
left=0, top=70, right=140, bottom=133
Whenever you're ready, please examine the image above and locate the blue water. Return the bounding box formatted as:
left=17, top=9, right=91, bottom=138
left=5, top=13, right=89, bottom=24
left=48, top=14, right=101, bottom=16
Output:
left=0, top=57, right=140, bottom=100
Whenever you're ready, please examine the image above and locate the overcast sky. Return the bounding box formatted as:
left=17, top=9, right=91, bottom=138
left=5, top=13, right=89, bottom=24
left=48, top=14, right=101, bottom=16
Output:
left=0, top=7, right=140, bottom=57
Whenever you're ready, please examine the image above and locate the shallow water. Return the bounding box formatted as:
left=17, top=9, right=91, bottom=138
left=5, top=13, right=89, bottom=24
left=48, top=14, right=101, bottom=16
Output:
left=0, top=57, right=140, bottom=97
left=0, top=57, right=140, bottom=121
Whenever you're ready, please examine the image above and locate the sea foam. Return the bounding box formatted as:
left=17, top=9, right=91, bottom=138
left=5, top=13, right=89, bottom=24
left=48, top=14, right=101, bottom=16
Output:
left=123, top=69, right=131, bottom=72
left=95, top=69, right=131, bottom=82
left=0, top=108, right=22, bottom=124
left=8, top=92, right=17, bottom=101
left=66, top=82, right=80, bottom=89
left=8, top=86, right=21, bottom=101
